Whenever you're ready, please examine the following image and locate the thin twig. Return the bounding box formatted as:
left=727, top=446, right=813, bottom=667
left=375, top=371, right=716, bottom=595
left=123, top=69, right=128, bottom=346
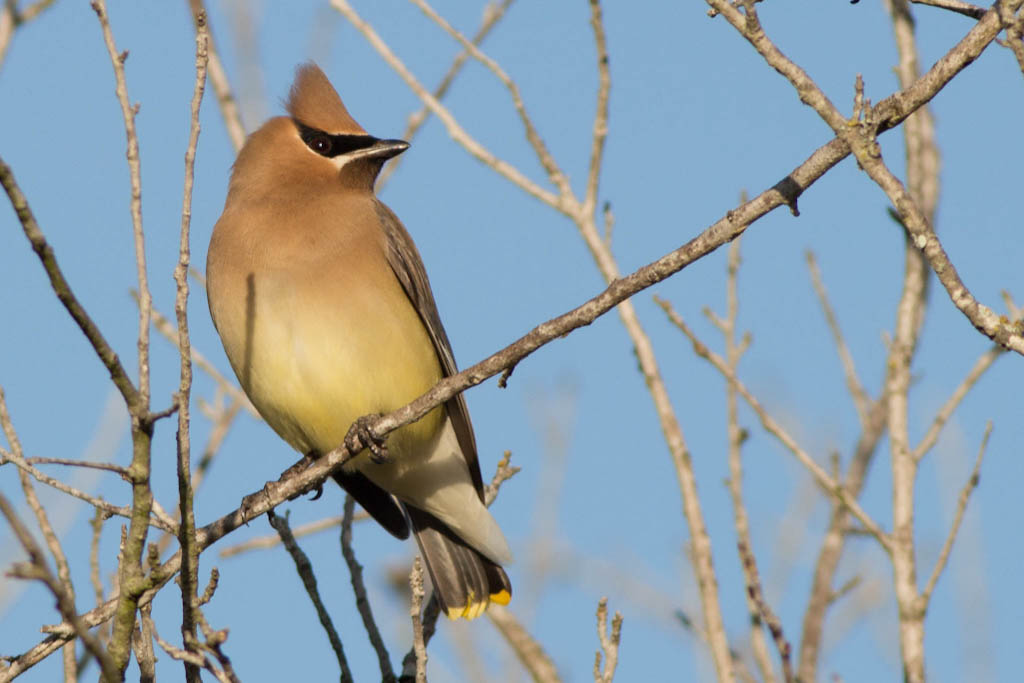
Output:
left=219, top=511, right=368, bottom=557
left=0, top=0, right=57, bottom=70
left=656, top=297, right=893, bottom=554
left=146, top=299, right=259, bottom=418
left=340, top=495, right=394, bottom=682
left=0, top=4, right=13, bottom=73
left=737, top=542, right=793, bottom=683
left=806, top=250, right=871, bottom=428
left=920, top=422, right=990, bottom=603
left=195, top=610, right=242, bottom=683
left=0, top=388, right=80, bottom=682
left=0, top=157, right=141, bottom=411
left=911, top=343, right=1005, bottom=461
left=592, top=598, right=623, bottom=683
left=175, top=17, right=209, bottom=680
left=796, top=400, right=886, bottom=680
left=330, top=0, right=564, bottom=211
left=378, top=0, right=515, bottom=188
left=408, top=0, right=573, bottom=201
left=912, top=0, right=987, bottom=19
left=0, top=491, right=119, bottom=680
left=187, top=0, right=246, bottom=151
left=0, top=444, right=175, bottom=532
left=408, top=557, right=428, bottom=683
left=268, top=510, right=353, bottom=682
left=583, top=0, right=611, bottom=219
left=91, top=0, right=152, bottom=406
left=23, top=457, right=129, bottom=477
left=484, top=450, right=520, bottom=505
left=709, top=239, right=777, bottom=683
left=487, top=605, right=561, bottom=683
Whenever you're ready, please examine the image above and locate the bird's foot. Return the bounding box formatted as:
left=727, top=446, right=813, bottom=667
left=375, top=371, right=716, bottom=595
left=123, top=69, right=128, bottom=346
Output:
left=240, top=488, right=271, bottom=524
left=280, top=452, right=317, bottom=480
left=280, top=453, right=326, bottom=500
left=344, top=414, right=390, bottom=464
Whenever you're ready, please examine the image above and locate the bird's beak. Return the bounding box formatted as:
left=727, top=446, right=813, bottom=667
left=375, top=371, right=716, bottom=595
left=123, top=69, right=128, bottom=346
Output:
left=367, top=138, right=409, bottom=161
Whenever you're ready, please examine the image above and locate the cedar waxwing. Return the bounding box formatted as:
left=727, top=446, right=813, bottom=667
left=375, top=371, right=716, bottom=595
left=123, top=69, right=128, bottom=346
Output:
left=206, top=63, right=512, bottom=619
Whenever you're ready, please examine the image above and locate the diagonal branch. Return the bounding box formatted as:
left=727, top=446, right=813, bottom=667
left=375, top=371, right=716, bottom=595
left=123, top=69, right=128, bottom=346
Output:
left=806, top=251, right=871, bottom=430
left=657, top=297, right=894, bottom=554
left=0, top=157, right=141, bottom=411
left=709, top=0, right=1024, bottom=354
left=407, top=0, right=573, bottom=202
left=920, top=422, right=990, bottom=603
left=330, top=0, right=564, bottom=211
left=378, top=0, right=516, bottom=188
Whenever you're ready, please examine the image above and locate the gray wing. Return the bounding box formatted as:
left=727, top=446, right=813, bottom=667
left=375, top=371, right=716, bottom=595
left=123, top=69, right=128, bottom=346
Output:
left=375, top=201, right=485, bottom=497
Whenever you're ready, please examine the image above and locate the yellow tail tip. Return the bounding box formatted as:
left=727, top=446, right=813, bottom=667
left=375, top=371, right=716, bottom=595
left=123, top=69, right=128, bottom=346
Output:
left=443, top=590, right=511, bottom=620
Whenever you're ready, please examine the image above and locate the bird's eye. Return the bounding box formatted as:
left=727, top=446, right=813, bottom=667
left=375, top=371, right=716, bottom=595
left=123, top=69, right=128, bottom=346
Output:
left=309, top=135, right=333, bottom=156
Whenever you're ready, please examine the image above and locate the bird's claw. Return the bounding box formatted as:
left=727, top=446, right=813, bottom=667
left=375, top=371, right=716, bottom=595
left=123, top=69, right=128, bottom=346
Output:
left=344, top=414, right=391, bottom=464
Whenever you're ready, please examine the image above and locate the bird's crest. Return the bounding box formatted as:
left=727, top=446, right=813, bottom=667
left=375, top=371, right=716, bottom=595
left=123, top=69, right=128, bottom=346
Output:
left=286, top=62, right=367, bottom=136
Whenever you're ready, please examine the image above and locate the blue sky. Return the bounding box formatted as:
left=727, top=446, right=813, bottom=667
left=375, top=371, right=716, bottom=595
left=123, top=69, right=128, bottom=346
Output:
left=1, top=1, right=1022, bottom=681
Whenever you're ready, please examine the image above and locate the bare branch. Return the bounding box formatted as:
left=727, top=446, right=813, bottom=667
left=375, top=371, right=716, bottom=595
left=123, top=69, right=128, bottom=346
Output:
left=408, top=0, right=573, bottom=202
left=24, top=457, right=129, bottom=477
left=0, top=444, right=175, bottom=533
left=268, top=510, right=353, bottom=682
left=708, top=0, right=1024, bottom=354
left=479, top=605, right=559, bottom=683
left=0, top=388, right=81, bottom=682
left=340, top=495, right=394, bottom=682
left=656, top=297, right=893, bottom=554
left=592, top=598, right=623, bottom=683
left=147, top=300, right=259, bottom=418
left=0, top=491, right=119, bottom=681
left=911, top=344, right=1005, bottom=461
left=91, top=0, right=152, bottom=406
left=187, top=0, right=246, bottom=151
left=378, top=0, right=515, bottom=188
left=710, top=239, right=777, bottom=683
left=920, top=422, right=990, bottom=604
left=0, top=156, right=142, bottom=410
left=219, top=512, right=367, bottom=558
left=0, top=0, right=57, bottom=70
left=584, top=0, right=611, bottom=218
left=737, top=542, right=792, bottom=683
left=330, top=0, right=564, bottom=211
left=912, top=0, right=987, bottom=19
left=484, top=450, right=520, bottom=505
left=796, top=401, right=887, bottom=681
left=806, top=250, right=871, bottom=429
left=408, top=557, right=428, bottom=683
left=175, top=18, right=209, bottom=679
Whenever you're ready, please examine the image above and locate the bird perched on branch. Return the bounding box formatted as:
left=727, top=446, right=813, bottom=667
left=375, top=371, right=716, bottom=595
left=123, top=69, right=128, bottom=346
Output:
left=206, top=62, right=512, bottom=619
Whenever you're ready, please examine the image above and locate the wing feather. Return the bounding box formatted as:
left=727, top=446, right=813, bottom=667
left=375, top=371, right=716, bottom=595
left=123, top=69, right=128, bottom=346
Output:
left=375, top=201, right=485, bottom=498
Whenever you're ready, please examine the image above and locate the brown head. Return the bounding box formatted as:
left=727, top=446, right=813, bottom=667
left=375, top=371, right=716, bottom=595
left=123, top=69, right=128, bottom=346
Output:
left=226, top=62, right=408, bottom=199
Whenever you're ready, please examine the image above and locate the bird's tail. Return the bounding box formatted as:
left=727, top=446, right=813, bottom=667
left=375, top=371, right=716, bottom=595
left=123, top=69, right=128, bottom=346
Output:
left=406, top=506, right=511, bottom=620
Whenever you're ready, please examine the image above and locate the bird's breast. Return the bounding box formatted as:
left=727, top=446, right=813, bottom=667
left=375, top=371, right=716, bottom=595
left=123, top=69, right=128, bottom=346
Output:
left=208, top=232, right=445, bottom=460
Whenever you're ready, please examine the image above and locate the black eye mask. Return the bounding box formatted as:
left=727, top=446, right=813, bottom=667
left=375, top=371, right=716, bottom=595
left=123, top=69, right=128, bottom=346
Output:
left=295, top=121, right=379, bottom=159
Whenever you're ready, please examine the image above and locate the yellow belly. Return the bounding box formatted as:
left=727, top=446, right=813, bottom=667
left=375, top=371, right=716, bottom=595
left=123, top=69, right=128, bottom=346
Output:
left=217, top=263, right=445, bottom=462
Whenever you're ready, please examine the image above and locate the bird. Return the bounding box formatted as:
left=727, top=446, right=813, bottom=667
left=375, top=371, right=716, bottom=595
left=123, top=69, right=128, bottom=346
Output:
left=206, top=62, right=511, bottom=620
